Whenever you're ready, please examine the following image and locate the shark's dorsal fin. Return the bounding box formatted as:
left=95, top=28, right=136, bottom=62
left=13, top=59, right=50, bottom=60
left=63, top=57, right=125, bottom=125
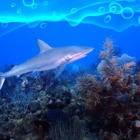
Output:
left=12, top=66, right=18, bottom=69
left=37, top=39, right=52, bottom=53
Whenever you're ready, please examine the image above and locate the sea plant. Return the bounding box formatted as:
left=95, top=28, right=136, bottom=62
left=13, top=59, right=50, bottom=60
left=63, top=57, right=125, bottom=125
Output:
left=49, top=118, right=85, bottom=140
left=98, top=38, right=136, bottom=95
left=77, top=74, right=101, bottom=111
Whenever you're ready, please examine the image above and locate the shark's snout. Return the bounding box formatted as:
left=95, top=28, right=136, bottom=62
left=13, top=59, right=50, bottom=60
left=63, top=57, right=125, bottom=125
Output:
left=86, top=47, right=94, bottom=53
left=82, top=47, right=94, bottom=55
left=68, top=47, right=94, bottom=63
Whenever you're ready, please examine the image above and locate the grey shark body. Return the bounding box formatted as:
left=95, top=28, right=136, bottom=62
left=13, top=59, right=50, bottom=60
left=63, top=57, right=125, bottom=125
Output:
left=0, top=39, right=93, bottom=89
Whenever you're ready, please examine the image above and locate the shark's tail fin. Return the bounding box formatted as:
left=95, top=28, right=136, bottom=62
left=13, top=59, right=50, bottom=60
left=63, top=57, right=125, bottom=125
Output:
left=0, top=73, right=5, bottom=90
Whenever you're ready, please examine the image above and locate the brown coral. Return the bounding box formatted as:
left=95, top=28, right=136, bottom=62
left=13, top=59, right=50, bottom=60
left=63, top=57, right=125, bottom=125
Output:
left=98, top=38, right=136, bottom=94
left=135, top=71, right=140, bottom=87
left=99, top=38, right=115, bottom=60
left=77, top=74, right=101, bottom=111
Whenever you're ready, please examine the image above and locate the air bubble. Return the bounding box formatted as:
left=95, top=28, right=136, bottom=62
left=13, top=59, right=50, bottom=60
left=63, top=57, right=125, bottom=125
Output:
left=11, top=3, right=16, bottom=8
left=98, top=7, right=105, bottom=13
left=52, top=12, right=57, bottom=16
left=31, top=3, right=37, bottom=9
left=109, top=3, right=123, bottom=14
left=23, top=0, right=35, bottom=7
left=40, top=22, right=47, bottom=28
left=44, top=1, right=48, bottom=6
left=110, top=6, right=116, bottom=13
left=17, top=8, right=22, bottom=14
left=121, top=7, right=134, bottom=19
left=71, top=8, right=77, bottom=14
left=1, top=23, right=8, bottom=28
left=104, top=15, right=111, bottom=23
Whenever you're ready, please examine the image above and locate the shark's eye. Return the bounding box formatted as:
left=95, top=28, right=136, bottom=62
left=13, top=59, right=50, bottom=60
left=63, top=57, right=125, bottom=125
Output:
left=65, top=55, right=71, bottom=61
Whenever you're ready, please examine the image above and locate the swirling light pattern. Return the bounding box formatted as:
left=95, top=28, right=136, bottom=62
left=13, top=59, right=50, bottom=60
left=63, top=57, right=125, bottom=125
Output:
left=0, top=0, right=140, bottom=36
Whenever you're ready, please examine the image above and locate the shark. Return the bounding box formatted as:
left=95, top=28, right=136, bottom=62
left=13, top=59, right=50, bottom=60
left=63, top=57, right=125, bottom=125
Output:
left=0, top=39, right=93, bottom=89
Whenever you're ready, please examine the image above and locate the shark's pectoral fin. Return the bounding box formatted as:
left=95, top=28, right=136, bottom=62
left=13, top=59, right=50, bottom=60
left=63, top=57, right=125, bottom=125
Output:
left=54, top=61, right=68, bottom=78
left=0, top=78, right=5, bottom=90
left=16, top=75, right=20, bottom=78
left=0, top=73, right=5, bottom=90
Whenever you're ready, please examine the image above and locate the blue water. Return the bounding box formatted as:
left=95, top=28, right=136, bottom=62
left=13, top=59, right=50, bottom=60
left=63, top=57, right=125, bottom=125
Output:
left=0, top=22, right=140, bottom=67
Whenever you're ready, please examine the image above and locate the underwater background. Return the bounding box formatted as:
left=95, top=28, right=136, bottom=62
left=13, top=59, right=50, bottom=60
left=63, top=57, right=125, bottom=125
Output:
left=0, top=0, right=140, bottom=140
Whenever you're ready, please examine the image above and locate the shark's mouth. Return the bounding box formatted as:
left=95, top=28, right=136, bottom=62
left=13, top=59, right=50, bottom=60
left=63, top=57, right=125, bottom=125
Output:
left=67, top=48, right=93, bottom=63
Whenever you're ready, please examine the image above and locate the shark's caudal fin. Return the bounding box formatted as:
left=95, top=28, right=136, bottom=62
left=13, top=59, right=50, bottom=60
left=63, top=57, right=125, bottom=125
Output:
left=0, top=73, right=5, bottom=90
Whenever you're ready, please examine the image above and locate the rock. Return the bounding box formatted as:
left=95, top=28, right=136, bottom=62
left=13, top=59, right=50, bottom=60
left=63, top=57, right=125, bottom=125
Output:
left=35, top=85, right=43, bottom=91
left=33, top=109, right=42, bottom=117
left=99, top=131, right=118, bottom=140
left=116, top=93, right=131, bottom=105
left=99, top=130, right=118, bottom=140
left=83, top=133, right=98, bottom=140
left=46, top=108, right=68, bottom=124
left=56, top=99, right=61, bottom=103
left=117, top=53, right=136, bottom=65
left=21, top=133, right=39, bottom=140
left=29, top=101, right=40, bottom=113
